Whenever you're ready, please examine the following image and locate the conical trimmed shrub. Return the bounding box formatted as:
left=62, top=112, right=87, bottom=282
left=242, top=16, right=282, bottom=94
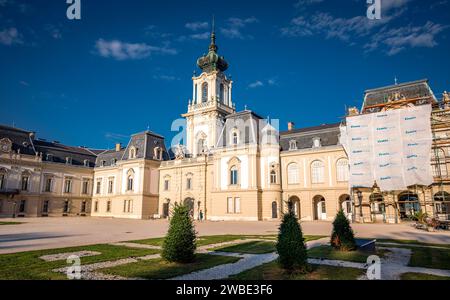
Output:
left=276, top=212, right=308, bottom=271
left=162, top=203, right=197, bottom=263
left=331, top=209, right=356, bottom=251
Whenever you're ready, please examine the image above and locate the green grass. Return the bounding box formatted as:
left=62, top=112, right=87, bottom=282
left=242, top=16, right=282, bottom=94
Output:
left=230, top=260, right=364, bottom=280
left=408, top=247, right=450, bottom=270
left=0, top=221, right=23, bottom=225
left=99, top=254, right=240, bottom=279
left=214, top=241, right=276, bottom=254
left=130, top=235, right=327, bottom=247
left=377, top=239, right=450, bottom=249
left=0, top=244, right=160, bottom=280
left=307, top=245, right=383, bottom=263
left=401, top=272, right=450, bottom=280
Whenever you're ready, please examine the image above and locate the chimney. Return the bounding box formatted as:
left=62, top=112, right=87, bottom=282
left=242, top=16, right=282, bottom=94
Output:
left=115, top=143, right=122, bottom=152
left=288, top=122, right=295, bottom=131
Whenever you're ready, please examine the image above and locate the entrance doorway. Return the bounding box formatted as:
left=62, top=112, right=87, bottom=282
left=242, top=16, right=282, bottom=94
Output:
left=339, top=194, right=352, bottom=219
left=398, top=192, right=420, bottom=220
left=271, top=201, right=278, bottom=219
left=162, top=201, right=170, bottom=218
left=184, top=198, right=195, bottom=217
left=313, top=195, right=327, bottom=221
left=288, top=196, right=301, bottom=218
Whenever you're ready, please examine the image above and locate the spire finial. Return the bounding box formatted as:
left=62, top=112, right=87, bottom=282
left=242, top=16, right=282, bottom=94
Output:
left=209, top=15, right=217, bottom=52
left=394, top=76, right=398, bottom=85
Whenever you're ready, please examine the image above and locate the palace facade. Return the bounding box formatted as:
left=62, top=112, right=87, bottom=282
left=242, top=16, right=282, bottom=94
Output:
left=1, top=31, right=449, bottom=222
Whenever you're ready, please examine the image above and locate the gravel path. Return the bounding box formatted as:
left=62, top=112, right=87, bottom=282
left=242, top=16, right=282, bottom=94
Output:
left=40, top=251, right=101, bottom=262
left=109, top=242, right=162, bottom=250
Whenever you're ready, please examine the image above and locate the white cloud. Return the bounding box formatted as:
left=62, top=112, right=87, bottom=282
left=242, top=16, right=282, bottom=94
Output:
left=0, top=27, right=22, bottom=45
left=220, top=17, right=258, bottom=39
left=152, top=74, right=179, bottom=81
left=185, top=22, right=209, bottom=31
left=365, top=21, right=447, bottom=55
left=94, top=39, right=177, bottom=60
left=248, top=81, right=264, bottom=88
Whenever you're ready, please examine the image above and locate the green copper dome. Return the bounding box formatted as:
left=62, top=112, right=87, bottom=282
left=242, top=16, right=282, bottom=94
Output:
left=197, top=30, right=229, bottom=73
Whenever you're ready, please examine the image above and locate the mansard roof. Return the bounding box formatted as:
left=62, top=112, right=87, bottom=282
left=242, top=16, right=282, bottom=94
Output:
left=95, top=130, right=168, bottom=167
left=0, top=124, right=36, bottom=156
left=363, top=79, right=437, bottom=110
left=280, top=123, right=341, bottom=152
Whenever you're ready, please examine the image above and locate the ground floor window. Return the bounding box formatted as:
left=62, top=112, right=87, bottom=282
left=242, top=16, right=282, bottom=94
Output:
left=63, top=200, right=69, bottom=213
left=106, top=201, right=111, bottom=213
left=227, top=197, right=241, bottom=214
left=81, top=200, right=87, bottom=213
left=43, top=200, right=49, bottom=213
left=19, top=200, right=26, bottom=213
left=123, top=200, right=133, bottom=213
left=94, top=201, right=98, bottom=212
left=272, top=201, right=278, bottom=219
left=398, top=192, right=420, bottom=219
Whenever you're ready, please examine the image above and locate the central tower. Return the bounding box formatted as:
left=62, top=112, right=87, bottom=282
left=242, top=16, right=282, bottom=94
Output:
left=183, top=22, right=235, bottom=157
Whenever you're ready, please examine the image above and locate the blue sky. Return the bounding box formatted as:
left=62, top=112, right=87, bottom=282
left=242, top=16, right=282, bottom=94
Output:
left=1, top=0, right=449, bottom=149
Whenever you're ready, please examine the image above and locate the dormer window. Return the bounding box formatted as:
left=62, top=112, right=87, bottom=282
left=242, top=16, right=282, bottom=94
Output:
left=231, top=129, right=239, bottom=146
left=46, top=154, right=53, bottom=162
left=83, top=160, right=89, bottom=167
left=129, top=147, right=137, bottom=159
left=111, top=158, right=117, bottom=166
left=65, top=157, right=72, bottom=165
left=154, top=147, right=163, bottom=160
left=289, top=140, right=297, bottom=151
left=100, top=160, right=106, bottom=167
left=313, top=137, right=321, bottom=148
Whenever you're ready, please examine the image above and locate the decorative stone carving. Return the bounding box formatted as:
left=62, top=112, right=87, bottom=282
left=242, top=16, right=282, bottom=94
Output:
left=174, top=144, right=187, bottom=160
left=0, top=138, right=12, bottom=153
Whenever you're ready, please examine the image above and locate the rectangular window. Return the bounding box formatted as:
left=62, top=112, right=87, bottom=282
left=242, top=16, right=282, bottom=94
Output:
left=108, top=178, right=114, bottom=194
left=43, top=200, right=49, bottom=213
left=123, top=200, right=133, bottom=213
left=164, top=180, right=169, bottom=191
left=0, top=200, right=3, bottom=213
left=96, top=180, right=101, bottom=194
left=44, top=177, right=52, bottom=192
left=19, top=200, right=26, bottom=213
left=81, top=201, right=87, bottom=213
left=234, top=197, right=241, bottom=214
left=106, top=201, right=111, bottom=213
left=64, top=179, right=72, bottom=193
left=21, top=176, right=29, bottom=191
left=82, top=180, right=89, bottom=195
left=94, top=201, right=98, bottom=212
left=227, top=197, right=233, bottom=214
left=186, top=178, right=192, bottom=190
left=230, top=169, right=238, bottom=185
left=63, top=200, right=69, bottom=213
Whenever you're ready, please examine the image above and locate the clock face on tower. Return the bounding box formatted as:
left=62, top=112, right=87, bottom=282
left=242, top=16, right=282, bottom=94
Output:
left=0, top=138, right=12, bottom=153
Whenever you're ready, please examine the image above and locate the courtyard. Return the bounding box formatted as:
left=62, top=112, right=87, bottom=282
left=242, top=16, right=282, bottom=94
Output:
left=1, top=217, right=450, bottom=280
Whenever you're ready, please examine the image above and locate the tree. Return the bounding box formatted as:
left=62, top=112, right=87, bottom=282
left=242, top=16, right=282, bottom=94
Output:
left=162, top=203, right=197, bottom=263
left=276, top=211, right=308, bottom=271
left=331, top=209, right=356, bottom=251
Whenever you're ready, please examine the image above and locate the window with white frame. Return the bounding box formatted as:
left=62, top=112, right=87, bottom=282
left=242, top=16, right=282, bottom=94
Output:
left=123, top=200, right=133, bottom=213
left=432, top=148, right=448, bottom=177
left=127, top=169, right=134, bottom=191
left=227, top=197, right=233, bottom=213
left=231, top=129, right=239, bottom=145
left=287, top=163, right=299, bottom=184
left=289, top=140, right=297, bottom=151
left=234, top=197, right=241, bottom=214
left=64, top=178, right=72, bottom=193
left=164, top=179, right=170, bottom=191
left=186, top=177, right=192, bottom=190
left=311, top=160, right=325, bottom=184
left=21, top=173, right=30, bottom=191
left=230, top=166, right=238, bottom=185
left=108, top=178, right=114, bottom=194
left=129, top=147, right=137, bottom=159
left=82, top=179, right=89, bottom=195
left=44, top=177, right=52, bottom=192
left=312, top=137, right=321, bottom=148
left=96, top=179, right=101, bottom=194
left=336, top=158, right=349, bottom=182
left=270, top=169, right=277, bottom=184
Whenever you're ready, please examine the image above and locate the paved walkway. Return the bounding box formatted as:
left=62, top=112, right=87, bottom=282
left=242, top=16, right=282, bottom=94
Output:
left=2, top=217, right=450, bottom=254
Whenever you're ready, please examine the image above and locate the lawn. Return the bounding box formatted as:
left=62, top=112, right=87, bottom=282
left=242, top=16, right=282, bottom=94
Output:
left=0, top=221, right=23, bottom=225
left=230, top=260, right=364, bottom=280
left=99, top=254, right=240, bottom=279
left=130, top=235, right=327, bottom=248
left=400, top=272, right=450, bottom=280
left=377, top=239, right=450, bottom=249
left=214, top=241, right=276, bottom=254
left=408, top=247, right=450, bottom=270
left=0, top=244, right=160, bottom=280
left=307, top=245, right=383, bottom=263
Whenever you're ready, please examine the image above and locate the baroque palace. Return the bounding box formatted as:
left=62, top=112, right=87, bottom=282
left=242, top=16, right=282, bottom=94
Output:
left=1, top=31, right=450, bottom=223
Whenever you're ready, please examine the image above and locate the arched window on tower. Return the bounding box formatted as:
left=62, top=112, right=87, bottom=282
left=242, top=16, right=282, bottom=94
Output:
left=202, top=82, right=208, bottom=103
left=220, top=83, right=225, bottom=104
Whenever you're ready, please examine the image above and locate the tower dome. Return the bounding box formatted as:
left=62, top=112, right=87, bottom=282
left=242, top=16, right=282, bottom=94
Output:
left=196, top=22, right=228, bottom=73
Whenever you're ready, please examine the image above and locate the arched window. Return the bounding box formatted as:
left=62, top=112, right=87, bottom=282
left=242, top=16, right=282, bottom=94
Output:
left=197, top=139, right=206, bottom=154
left=311, top=160, right=325, bottom=184
left=202, top=82, right=208, bottom=103
left=0, top=168, right=7, bottom=190
left=230, top=166, right=238, bottom=185
left=127, top=169, right=135, bottom=191
left=129, top=147, right=137, bottom=159
left=289, top=140, right=297, bottom=151
left=287, top=163, right=299, bottom=184
left=270, top=170, right=277, bottom=184
left=313, top=137, right=321, bottom=148
left=336, top=158, right=349, bottom=182
left=231, top=129, right=239, bottom=145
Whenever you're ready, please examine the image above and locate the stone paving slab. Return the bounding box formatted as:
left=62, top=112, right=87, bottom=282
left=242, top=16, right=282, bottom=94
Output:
left=109, top=242, right=162, bottom=250
left=40, top=251, right=101, bottom=262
